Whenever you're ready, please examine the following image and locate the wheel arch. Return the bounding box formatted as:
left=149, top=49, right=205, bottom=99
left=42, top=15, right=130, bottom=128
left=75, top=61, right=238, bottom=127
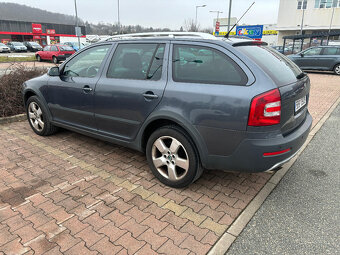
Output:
left=138, top=113, right=208, bottom=167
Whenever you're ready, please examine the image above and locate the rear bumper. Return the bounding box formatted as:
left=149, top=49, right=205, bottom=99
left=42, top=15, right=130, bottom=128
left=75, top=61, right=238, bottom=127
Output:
left=203, top=112, right=312, bottom=172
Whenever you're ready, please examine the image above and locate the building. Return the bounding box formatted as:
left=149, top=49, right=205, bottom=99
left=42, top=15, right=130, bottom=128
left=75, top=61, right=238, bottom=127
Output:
left=276, top=0, right=340, bottom=45
left=0, top=20, right=86, bottom=46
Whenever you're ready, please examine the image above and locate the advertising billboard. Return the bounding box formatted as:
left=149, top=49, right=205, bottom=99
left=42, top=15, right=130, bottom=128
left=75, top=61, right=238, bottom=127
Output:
left=32, top=23, right=42, bottom=34
left=236, top=25, right=263, bottom=39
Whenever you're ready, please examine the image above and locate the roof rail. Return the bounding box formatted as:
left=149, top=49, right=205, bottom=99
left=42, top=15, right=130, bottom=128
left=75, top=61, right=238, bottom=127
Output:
left=102, top=32, right=217, bottom=41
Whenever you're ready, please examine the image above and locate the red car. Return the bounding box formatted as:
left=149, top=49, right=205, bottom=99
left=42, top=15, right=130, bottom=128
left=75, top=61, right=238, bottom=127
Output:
left=36, top=44, right=75, bottom=64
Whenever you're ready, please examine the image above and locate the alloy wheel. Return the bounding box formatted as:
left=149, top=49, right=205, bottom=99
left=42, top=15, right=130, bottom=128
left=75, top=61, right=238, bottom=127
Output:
left=28, top=102, right=44, bottom=132
left=335, top=65, right=340, bottom=75
left=151, top=136, right=189, bottom=181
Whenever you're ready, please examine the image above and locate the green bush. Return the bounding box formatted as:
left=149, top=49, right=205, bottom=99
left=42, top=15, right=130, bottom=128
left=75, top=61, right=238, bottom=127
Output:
left=0, top=64, right=46, bottom=117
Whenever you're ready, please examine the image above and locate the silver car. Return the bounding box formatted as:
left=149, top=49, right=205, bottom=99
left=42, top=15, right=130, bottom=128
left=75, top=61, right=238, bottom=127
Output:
left=0, top=43, right=10, bottom=53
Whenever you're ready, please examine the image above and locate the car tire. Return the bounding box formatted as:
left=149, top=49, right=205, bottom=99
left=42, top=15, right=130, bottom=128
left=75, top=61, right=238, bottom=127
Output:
left=52, top=56, right=58, bottom=64
left=334, top=64, right=340, bottom=75
left=36, top=55, right=41, bottom=62
left=26, top=96, right=58, bottom=136
left=146, top=125, right=203, bottom=188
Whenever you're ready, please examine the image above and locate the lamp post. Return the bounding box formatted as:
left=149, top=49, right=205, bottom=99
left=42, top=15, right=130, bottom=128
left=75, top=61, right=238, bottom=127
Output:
left=195, top=5, right=207, bottom=30
left=74, top=0, right=81, bottom=49
left=210, top=11, right=223, bottom=34
left=227, top=0, right=232, bottom=32
left=327, top=1, right=336, bottom=45
left=298, top=0, right=307, bottom=35
left=117, top=0, right=121, bottom=34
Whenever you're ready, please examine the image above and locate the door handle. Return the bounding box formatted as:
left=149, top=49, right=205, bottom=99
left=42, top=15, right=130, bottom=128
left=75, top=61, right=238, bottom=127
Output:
left=83, top=85, right=93, bottom=93
left=143, top=91, right=158, bottom=100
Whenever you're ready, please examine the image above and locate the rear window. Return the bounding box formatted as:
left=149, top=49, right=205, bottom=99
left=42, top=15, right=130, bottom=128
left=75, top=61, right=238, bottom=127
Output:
left=238, top=45, right=302, bottom=86
left=322, top=47, right=340, bottom=55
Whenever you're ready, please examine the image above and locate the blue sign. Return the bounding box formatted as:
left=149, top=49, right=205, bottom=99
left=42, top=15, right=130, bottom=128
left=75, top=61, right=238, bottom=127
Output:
left=236, top=25, right=263, bottom=39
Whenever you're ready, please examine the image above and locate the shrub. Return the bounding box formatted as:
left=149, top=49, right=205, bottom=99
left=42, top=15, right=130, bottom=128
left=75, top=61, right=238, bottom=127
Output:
left=0, top=63, right=46, bottom=117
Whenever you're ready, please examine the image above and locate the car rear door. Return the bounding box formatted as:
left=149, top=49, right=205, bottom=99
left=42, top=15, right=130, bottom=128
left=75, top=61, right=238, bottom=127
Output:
left=94, top=41, right=169, bottom=140
left=48, top=44, right=112, bottom=130
left=318, top=47, right=340, bottom=70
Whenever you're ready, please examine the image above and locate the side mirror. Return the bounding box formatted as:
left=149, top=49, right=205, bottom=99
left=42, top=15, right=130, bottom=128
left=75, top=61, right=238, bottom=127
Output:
left=48, top=66, right=60, bottom=76
left=300, top=53, right=304, bottom=57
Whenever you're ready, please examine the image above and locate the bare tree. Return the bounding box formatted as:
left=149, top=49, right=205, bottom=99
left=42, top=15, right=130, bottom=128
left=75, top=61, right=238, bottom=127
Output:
left=184, top=19, right=199, bottom=32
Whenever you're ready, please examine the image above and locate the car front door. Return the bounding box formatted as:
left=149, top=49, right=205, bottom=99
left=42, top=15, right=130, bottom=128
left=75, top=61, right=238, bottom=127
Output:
left=295, top=47, right=322, bottom=69
left=47, top=44, right=112, bottom=130
left=94, top=42, right=169, bottom=140
left=41, top=46, right=50, bottom=60
left=50, top=45, right=58, bottom=61
left=318, top=47, right=340, bottom=70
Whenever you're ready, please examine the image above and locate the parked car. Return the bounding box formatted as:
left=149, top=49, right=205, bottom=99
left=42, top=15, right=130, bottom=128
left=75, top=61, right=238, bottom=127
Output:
left=23, top=32, right=312, bottom=188
left=0, top=43, right=10, bottom=53
left=23, top=41, right=43, bottom=52
left=288, top=46, right=340, bottom=75
left=271, top=45, right=289, bottom=54
left=6, top=41, right=27, bottom=52
left=35, top=44, right=75, bottom=64
left=63, top=41, right=88, bottom=51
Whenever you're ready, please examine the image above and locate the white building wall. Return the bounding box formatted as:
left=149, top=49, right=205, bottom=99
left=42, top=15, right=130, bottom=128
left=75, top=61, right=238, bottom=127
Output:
left=59, top=36, right=86, bottom=44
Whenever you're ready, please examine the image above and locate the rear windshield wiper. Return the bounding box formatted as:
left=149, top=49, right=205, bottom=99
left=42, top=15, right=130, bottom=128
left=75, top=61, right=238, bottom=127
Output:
left=296, top=72, right=306, bottom=79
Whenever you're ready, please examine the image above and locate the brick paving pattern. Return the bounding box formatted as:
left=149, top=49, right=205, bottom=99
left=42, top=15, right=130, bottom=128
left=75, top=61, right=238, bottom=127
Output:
left=0, top=73, right=339, bottom=254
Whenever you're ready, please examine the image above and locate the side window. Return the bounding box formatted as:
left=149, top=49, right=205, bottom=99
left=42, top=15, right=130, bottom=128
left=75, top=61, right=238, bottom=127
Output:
left=172, top=45, right=248, bottom=85
left=304, top=47, right=322, bottom=56
left=62, top=45, right=111, bottom=78
left=44, top=46, right=50, bottom=51
left=50, top=46, right=58, bottom=52
left=322, top=47, right=338, bottom=55
left=107, top=43, right=165, bottom=80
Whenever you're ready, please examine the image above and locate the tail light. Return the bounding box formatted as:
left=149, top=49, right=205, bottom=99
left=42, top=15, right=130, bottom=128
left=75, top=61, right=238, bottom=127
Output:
left=248, top=89, right=281, bottom=126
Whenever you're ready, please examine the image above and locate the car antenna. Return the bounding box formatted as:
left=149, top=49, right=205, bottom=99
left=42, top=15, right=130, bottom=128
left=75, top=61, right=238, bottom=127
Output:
left=225, top=1, right=255, bottom=38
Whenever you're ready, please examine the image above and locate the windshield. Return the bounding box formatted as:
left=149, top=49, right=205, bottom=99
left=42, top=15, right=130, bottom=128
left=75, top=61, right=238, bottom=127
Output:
left=29, top=42, right=40, bottom=46
left=59, top=46, right=74, bottom=51
left=12, top=42, right=24, bottom=46
left=238, top=45, right=302, bottom=86
left=0, top=43, right=6, bottom=47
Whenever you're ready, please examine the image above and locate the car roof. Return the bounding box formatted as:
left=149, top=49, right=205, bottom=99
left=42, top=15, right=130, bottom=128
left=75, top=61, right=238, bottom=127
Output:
left=95, top=33, right=266, bottom=49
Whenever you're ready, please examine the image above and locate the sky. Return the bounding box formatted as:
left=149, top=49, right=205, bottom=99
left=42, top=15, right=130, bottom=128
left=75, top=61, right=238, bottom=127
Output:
left=1, top=0, right=280, bottom=29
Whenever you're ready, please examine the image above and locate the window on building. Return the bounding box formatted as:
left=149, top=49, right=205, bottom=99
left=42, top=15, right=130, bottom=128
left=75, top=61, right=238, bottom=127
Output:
left=298, top=0, right=308, bottom=9
left=315, top=0, right=338, bottom=8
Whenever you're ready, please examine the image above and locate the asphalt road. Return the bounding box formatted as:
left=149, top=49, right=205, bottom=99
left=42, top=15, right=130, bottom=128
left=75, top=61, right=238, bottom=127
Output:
left=227, top=104, right=340, bottom=255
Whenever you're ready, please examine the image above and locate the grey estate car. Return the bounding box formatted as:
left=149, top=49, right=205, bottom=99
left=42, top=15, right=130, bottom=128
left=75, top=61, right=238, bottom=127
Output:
left=288, top=46, right=340, bottom=75
left=23, top=32, right=312, bottom=188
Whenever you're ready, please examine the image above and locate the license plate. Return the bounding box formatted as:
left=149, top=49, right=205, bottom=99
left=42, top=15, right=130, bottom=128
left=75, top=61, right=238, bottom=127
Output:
left=295, top=95, right=306, bottom=113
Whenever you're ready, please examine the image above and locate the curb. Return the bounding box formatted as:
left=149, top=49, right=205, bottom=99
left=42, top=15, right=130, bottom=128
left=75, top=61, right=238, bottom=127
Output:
left=208, top=95, right=340, bottom=255
left=0, top=113, right=26, bottom=124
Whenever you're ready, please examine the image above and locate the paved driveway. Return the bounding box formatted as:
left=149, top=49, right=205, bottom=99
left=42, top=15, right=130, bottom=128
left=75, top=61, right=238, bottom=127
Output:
left=0, top=73, right=339, bottom=254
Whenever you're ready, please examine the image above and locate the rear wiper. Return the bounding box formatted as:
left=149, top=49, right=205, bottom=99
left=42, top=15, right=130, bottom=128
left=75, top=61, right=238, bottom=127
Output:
left=296, top=72, right=306, bottom=79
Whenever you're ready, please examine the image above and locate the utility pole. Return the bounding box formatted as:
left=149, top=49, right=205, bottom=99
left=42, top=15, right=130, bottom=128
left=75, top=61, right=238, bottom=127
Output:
left=328, top=4, right=336, bottom=45
left=74, top=0, right=81, bottom=49
left=117, top=0, right=121, bottom=34
left=195, top=5, right=207, bottom=31
left=227, top=0, right=232, bottom=32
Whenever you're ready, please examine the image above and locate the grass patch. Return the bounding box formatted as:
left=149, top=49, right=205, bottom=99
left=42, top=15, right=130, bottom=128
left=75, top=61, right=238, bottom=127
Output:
left=0, top=55, right=36, bottom=63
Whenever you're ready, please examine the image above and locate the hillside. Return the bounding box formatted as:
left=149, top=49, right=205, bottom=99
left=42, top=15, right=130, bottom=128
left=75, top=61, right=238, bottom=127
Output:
left=0, top=2, right=83, bottom=25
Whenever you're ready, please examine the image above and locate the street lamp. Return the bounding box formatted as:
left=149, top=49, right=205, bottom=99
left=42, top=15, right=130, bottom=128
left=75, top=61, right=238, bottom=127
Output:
left=74, top=0, right=81, bottom=49
left=195, top=5, right=207, bottom=30
left=117, top=0, right=121, bottom=34
left=298, top=0, right=307, bottom=35
left=227, top=0, right=232, bottom=32
left=327, top=0, right=337, bottom=44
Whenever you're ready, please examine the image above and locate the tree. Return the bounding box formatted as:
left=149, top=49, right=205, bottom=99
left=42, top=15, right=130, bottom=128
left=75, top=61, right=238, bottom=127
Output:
left=184, top=19, right=199, bottom=32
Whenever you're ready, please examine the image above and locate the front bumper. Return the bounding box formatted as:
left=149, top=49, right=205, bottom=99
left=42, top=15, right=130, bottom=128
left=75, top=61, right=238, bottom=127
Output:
left=204, top=112, right=312, bottom=172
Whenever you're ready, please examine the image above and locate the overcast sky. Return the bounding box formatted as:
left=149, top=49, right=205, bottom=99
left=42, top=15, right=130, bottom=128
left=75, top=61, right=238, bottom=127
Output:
left=1, top=0, right=280, bottom=29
